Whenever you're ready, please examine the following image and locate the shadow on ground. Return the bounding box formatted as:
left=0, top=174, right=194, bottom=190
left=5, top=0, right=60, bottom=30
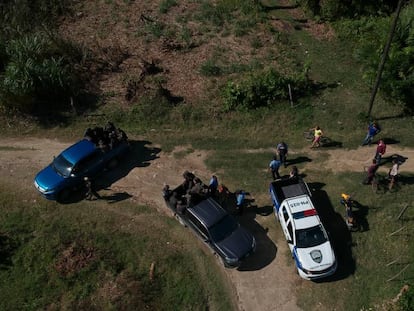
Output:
left=97, top=139, right=161, bottom=189
left=0, top=233, right=18, bottom=269
left=308, top=182, right=356, bottom=282
left=63, top=140, right=160, bottom=204
left=218, top=191, right=277, bottom=271
left=287, top=156, right=312, bottom=166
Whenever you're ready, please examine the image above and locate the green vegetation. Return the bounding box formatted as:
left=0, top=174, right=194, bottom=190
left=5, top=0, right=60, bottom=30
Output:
left=0, top=184, right=233, bottom=310
left=204, top=148, right=414, bottom=311
left=1, top=0, right=414, bottom=310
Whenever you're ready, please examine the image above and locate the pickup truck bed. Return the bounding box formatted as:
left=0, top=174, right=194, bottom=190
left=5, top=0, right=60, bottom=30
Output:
left=270, top=177, right=311, bottom=210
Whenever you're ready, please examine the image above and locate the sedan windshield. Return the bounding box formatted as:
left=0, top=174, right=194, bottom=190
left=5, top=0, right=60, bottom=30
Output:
left=209, top=215, right=238, bottom=242
left=295, top=225, right=327, bottom=248
left=52, top=154, right=73, bottom=177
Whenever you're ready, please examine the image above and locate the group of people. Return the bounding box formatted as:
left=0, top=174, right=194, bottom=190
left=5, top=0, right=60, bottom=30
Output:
left=84, top=122, right=128, bottom=152
left=269, top=141, right=298, bottom=181
left=163, top=172, right=247, bottom=216
left=363, top=121, right=401, bottom=191
left=81, top=122, right=129, bottom=201
left=162, top=172, right=222, bottom=215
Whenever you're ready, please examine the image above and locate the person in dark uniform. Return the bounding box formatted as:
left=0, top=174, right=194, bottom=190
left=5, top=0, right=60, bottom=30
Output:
left=84, top=177, right=101, bottom=200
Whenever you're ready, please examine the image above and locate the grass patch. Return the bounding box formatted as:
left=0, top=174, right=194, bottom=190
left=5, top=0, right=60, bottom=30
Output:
left=0, top=184, right=234, bottom=310
left=202, top=145, right=414, bottom=310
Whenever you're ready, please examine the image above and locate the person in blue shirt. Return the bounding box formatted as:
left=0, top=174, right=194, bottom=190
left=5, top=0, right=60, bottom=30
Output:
left=235, top=190, right=246, bottom=215
left=209, top=175, right=218, bottom=196
left=362, top=121, right=381, bottom=146
left=269, top=156, right=281, bottom=180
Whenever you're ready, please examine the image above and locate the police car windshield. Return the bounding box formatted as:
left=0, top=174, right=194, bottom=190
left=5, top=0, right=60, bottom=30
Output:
left=296, top=225, right=327, bottom=248
left=209, top=215, right=238, bottom=242
left=52, top=154, right=73, bottom=177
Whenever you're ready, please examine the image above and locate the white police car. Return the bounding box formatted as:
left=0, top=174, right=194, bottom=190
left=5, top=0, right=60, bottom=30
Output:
left=270, top=178, right=337, bottom=280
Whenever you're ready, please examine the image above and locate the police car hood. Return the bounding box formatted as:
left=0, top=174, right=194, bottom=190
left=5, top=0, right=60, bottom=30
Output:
left=295, top=241, right=336, bottom=271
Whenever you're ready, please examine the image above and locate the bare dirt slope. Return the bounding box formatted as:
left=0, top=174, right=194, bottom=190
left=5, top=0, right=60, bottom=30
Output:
left=0, top=137, right=413, bottom=311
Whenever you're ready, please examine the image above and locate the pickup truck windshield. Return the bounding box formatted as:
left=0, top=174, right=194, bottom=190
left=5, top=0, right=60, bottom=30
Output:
left=52, top=154, right=73, bottom=177
left=209, top=215, right=238, bottom=242
left=296, top=225, right=327, bottom=248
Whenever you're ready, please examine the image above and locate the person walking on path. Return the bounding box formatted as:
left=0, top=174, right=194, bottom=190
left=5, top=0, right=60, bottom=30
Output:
left=269, top=156, right=281, bottom=180
left=84, top=177, right=101, bottom=200
left=388, top=159, right=400, bottom=190
left=276, top=141, right=288, bottom=168
left=375, top=139, right=386, bottom=164
left=365, top=159, right=379, bottom=185
left=311, top=126, right=323, bottom=148
left=362, top=121, right=381, bottom=146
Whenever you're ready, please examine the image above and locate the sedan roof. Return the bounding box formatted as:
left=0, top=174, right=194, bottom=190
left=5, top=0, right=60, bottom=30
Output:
left=189, top=198, right=228, bottom=228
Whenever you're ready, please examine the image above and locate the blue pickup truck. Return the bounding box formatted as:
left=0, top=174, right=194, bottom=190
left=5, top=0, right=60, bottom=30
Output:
left=34, top=126, right=129, bottom=202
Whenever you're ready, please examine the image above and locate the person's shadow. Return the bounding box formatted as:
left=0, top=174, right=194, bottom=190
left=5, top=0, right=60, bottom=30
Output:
left=63, top=140, right=161, bottom=204
left=101, top=192, right=133, bottom=204
left=96, top=140, right=161, bottom=190
left=352, top=201, right=369, bottom=232
left=286, top=156, right=312, bottom=166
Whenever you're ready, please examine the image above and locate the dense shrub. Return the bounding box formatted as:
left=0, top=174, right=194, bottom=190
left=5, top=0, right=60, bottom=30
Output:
left=0, top=33, right=77, bottom=112
left=337, top=3, right=414, bottom=111
left=222, top=67, right=313, bottom=111
left=298, top=0, right=396, bottom=20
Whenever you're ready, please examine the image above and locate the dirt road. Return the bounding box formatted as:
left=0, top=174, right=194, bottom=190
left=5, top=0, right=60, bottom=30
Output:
left=0, top=137, right=412, bottom=311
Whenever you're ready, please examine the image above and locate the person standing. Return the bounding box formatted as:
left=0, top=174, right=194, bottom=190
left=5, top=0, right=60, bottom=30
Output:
left=84, top=177, right=101, bottom=200
left=209, top=175, right=218, bottom=196
left=269, top=156, right=281, bottom=180
left=375, top=139, right=386, bottom=164
left=362, top=121, right=381, bottom=146
left=311, top=126, right=323, bottom=148
left=388, top=159, right=400, bottom=190
left=276, top=141, right=288, bottom=168
left=289, top=166, right=299, bottom=179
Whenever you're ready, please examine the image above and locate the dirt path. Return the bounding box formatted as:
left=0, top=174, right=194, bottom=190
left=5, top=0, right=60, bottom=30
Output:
left=0, top=137, right=412, bottom=311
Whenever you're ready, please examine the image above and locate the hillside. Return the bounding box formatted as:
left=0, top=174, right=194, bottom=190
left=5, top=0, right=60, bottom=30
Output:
left=1, top=1, right=413, bottom=310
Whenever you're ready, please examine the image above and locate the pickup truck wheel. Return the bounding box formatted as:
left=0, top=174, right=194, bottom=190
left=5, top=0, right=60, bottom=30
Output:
left=57, top=188, right=71, bottom=203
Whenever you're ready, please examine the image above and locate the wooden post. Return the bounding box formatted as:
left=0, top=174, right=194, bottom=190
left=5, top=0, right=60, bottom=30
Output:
left=288, top=84, right=293, bottom=107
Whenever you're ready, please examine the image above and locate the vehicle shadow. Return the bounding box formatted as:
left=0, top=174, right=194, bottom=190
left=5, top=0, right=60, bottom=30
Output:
left=97, top=139, right=161, bottom=190
left=100, top=192, right=133, bottom=204
left=63, top=140, right=160, bottom=204
left=308, top=182, right=356, bottom=282
left=220, top=192, right=277, bottom=271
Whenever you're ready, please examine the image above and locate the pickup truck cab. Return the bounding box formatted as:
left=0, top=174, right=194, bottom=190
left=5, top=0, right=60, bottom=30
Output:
left=164, top=177, right=256, bottom=268
left=34, top=127, right=129, bottom=201
left=270, top=177, right=337, bottom=280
